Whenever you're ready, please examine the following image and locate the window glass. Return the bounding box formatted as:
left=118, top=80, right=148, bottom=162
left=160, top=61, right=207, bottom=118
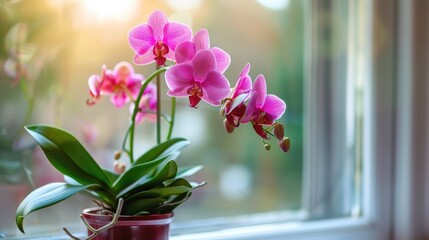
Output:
left=0, top=0, right=362, bottom=238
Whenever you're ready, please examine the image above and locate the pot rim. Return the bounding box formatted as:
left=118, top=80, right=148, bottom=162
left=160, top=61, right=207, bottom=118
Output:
left=82, top=207, right=174, bottom=226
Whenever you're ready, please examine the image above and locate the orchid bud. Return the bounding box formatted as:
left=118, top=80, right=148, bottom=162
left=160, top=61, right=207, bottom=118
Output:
left=223, top=119, right=235, bottom=133
left=114, top=161, right=126, bottom=174
left=264, top=143, right=271, bottom=151
left=273, top=123, right=284, bottom=141
left=114, top=150, right=122, bottom=160
left=278, top=137, right=290, bottom=152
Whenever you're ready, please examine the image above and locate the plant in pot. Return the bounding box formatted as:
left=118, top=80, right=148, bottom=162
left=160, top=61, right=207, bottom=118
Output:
left=15, top=10, right=290, bottom=240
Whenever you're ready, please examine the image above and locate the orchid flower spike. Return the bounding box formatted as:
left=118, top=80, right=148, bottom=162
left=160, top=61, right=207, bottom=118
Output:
left=241, top=75, right=286, bottom=139
left=165, top=49, right=230, bottom=108
left=128, top=10, right=192, bottom=66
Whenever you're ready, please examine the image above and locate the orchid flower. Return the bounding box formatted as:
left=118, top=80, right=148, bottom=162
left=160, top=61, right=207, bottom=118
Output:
left=101, top=61, right=144, bottom=108
left=241, top=75, right=286, bottom=139
left=222, top=63, right=253, bottom=130
left=130, top=82, right=157, bottom=123
left=128, top=10, right=192, bottom=66
left=87, top=65, right=107, bottom=106
left=165, top=49, right=230, bottom=108
left=175, top=29, right=230, bottom=73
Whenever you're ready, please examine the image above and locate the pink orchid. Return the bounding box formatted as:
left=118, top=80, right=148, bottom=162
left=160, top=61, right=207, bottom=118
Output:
left=165, top=49, right=230, bottom=108
left=222, top=63, right=253, bottom=128
left=87, top=65, right=107, bottom=106
left=130, top=82, right=157, bottom=124
left=101, top=61, right=144, bottom=108
left=175, top=29, right=230, bottom=73
left=241, top=75, right=286, bottom=139
left=128, top=10, right=192, bottom=66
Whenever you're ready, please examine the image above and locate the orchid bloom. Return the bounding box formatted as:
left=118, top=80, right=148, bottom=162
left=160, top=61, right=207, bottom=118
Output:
left=222, top=63, right=253, bottom=130
left=101, top=62, right=144, bottom=108
left=241, top=75, right=286, bottom=139
left=130, top=82, right=157, bottom=123
left=87, top=65, right=107, bottom=106
left=175, top=29, right=230, bottom=73
left=165, top=49, right=230, bottom=108
left=128, top=10, right=192, bottom=66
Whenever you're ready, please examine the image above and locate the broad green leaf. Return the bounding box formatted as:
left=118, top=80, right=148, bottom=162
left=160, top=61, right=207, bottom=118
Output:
left=122, top=198, right=166, bottom=215
left=103, top=169, right=119, bottom=183
left=16, top=182, right=94, bottom=233
left=128, top=185, right=193, bottom=201
left=113, top=152, right=179, bottom=192
left=176, top=165, right=203, bottom=179
left=156, top=192, right=192, bottom=213
left=25, top=125, right=111, bottom=187
left=134, top=138, right=189, bottom=165
left=118, top=160, right=178, bottom=198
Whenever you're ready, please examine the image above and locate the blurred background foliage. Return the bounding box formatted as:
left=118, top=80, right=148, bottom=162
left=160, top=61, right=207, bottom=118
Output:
left=0, top=0, right=303, bottom=236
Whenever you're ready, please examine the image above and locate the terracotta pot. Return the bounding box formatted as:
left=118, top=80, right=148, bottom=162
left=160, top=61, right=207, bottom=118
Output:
left=82, top=208, right=174, bottom=240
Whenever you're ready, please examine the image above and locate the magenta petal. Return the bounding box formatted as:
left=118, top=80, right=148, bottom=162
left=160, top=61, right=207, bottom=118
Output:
left=163, top=22, right=192, bottom=51
left=210, top=47, right=231, bottom=73
left=234, top=76, right=252, bottom=98
left=88, top=75, right=101, bottom=96
left=240, top=63, right=251, bottom=78
left=148, top=10, right=168, bottom=39
left=128, top=24, right=155, bottom=56
left=133, top=51, right=155, bottom=65
left=241, top=92, right=258, bottom=123
left=165, top=64, right=194, bottom=93
left=175, top=41, right=196, bottom=64
left=253, top=75, right=267, bottom=108
left=261, top=94, right=286, bottom=120
left=111, top=92, right=128, bottom=108
left=201, top=71, right=230, bottom=106
left=192, top=50, right=216, bottom=82
left=114, top=61, right=135, bottom=76
left=193, top=29, right=210, bottom=51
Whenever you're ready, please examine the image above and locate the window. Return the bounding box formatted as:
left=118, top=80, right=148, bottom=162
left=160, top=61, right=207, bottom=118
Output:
left=0, top=0, right=402, bottom=239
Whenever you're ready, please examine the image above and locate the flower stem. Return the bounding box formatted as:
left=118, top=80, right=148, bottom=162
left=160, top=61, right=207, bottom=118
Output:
left=128, top=66, right=167, bottom=164
left=156, top=65, right=161, bottom=145
left=166, top=97, right=176, bottom=141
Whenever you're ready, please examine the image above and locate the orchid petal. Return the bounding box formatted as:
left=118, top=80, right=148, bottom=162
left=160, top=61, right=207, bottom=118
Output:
left=201, top=71, right=230, bottom=106
left=210, top=47, right=230, bottom=73
left=241, top=92, right=258, bottom=123
left=128, top=24, right=155, bottom=56
left=88, top=75, right=101, bottom=96
left=133, top=50, right=156, bottom=65
left=111, top=92, right=128, bottom=108
left=148, top=10, right=168, bottom=40
left=233, top=75, right=252, bottom=98
left=192, top=50, right=217, bottom=82
left=165, top=64, right=194, bottom=94
left=114, top=61, right=134, bottom=79
left=225, top=94, right=248, bottom=115
left=193, top=29, right=210, bottom=51
left=253, top=74, right=267, bottom=108
left=261, top=94, right=286, bottom=121
left=163, top=22, right=192, bottom=51
left=175, top=41, right=196, bottom=64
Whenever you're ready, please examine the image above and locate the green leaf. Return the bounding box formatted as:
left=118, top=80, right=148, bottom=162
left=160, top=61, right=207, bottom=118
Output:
left=134, top=138, right=189, bottom=165
left=128, top=185, right=193, bottom=201
left=25, top=125, right=111, bottom=187
left=122, top=198, right=166, bottom=215
left=103, top=169, right=119, bottom=183
left=16, top=182, right=95, bottom=233
left=176, top=165, right=203, bottom=179
left=113, top=152, right=179, bottom=193
left=156, top=192, right=192, bottom=213
left=118, top=160, right=178, bottom=198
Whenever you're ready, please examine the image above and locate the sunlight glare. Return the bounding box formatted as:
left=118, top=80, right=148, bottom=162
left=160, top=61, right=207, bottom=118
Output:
left=256, top=0, right=289, bottom=10
left=82, top=0, right=138, bottom=22
left=164, top=0, right=203, bottom=10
